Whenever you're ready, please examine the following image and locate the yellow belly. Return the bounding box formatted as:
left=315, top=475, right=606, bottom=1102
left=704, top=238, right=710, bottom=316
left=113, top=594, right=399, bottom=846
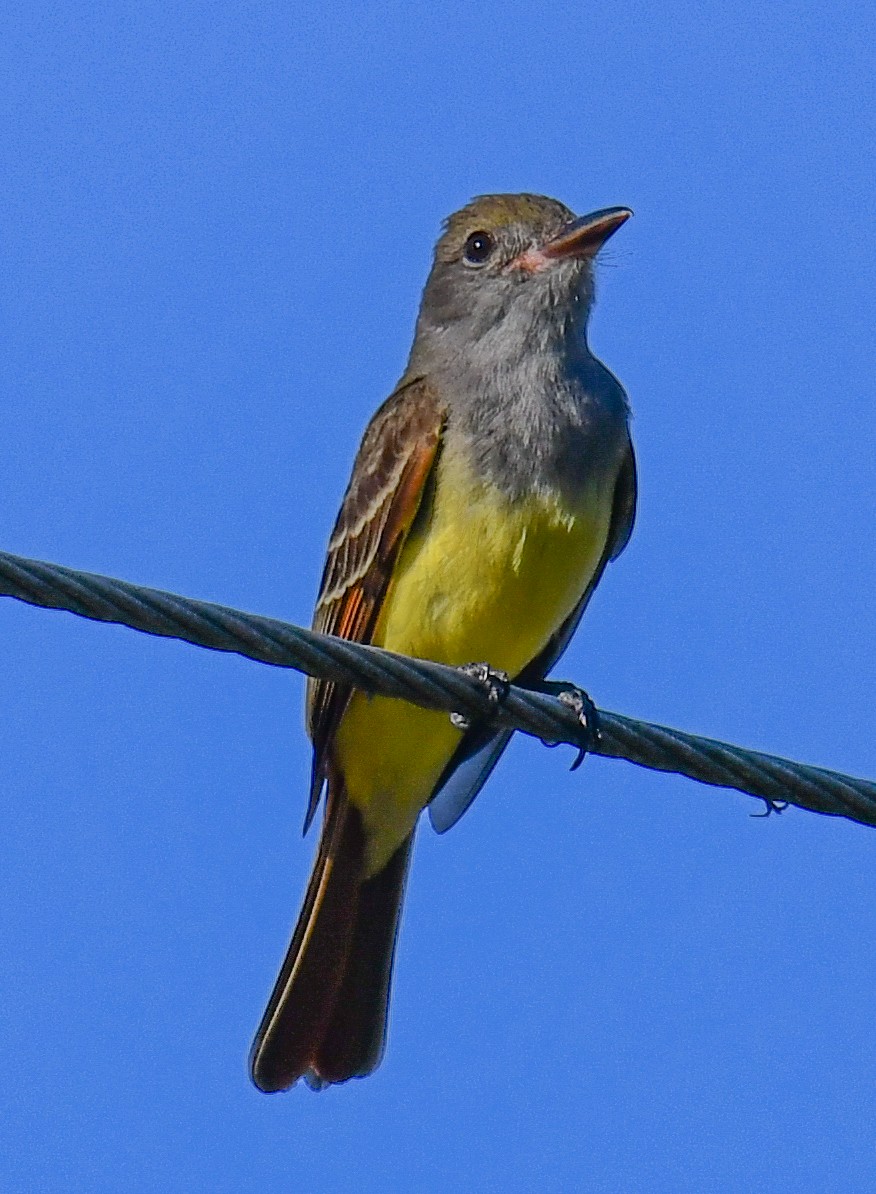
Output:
left=334, top=444, right=615, bottom=871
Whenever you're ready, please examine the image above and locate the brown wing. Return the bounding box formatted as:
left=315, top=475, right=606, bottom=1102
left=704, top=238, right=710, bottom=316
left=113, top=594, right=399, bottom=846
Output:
left=304, top=376, right=446, bottom=829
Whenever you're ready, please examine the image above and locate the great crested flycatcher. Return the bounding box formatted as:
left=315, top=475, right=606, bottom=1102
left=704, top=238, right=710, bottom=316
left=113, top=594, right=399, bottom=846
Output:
left=250, top=193, right=636, bottom=1092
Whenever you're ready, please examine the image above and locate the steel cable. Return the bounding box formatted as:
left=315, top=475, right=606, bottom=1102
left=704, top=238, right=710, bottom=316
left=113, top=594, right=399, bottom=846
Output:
left=1, top=549, right=874, bottom=828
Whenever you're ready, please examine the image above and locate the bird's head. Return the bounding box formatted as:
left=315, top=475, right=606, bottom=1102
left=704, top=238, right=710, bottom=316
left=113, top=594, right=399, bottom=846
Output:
left=411, top=193, right=631, bottom=367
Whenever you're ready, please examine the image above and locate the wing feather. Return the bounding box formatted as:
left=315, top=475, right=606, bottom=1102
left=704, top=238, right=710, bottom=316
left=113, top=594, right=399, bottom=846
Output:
left=304, top=378, right=446, bottom=829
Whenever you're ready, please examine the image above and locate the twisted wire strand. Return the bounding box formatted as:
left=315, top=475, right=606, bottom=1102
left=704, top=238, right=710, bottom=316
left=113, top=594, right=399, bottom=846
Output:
left=1, top=549, right=874, bottom=829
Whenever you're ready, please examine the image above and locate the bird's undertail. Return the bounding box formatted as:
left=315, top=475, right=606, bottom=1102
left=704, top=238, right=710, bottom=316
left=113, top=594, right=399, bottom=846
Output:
left=249, top=788, right=413, bottom=1093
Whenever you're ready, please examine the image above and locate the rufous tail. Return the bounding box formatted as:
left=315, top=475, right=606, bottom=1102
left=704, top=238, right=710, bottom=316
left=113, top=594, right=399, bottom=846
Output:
left=250, top=791, right=413, bottom=1092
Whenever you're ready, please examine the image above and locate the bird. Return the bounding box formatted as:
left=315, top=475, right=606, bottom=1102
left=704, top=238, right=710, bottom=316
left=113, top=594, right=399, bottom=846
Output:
left=250, top=193, right=637, bottom=1092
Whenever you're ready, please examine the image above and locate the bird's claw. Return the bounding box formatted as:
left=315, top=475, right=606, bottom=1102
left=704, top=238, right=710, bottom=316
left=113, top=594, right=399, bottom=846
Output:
left=750, top=797, right=788, bottom=818
left=538, top=681, right=600, bottom=770
left=450, top=662, right=510, bottom=732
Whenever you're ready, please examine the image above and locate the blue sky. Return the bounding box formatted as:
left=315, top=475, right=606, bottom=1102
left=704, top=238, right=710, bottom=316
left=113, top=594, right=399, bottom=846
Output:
left=1, top=2, right=874, bottom=1190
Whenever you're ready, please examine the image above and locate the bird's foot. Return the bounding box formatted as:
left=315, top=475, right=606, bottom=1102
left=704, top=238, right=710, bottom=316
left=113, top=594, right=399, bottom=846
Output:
left=750, top=797, right=788, bottom=818
left=450, top=662, right=510, bottom=732
left=538, top=681, right=601, bottom=770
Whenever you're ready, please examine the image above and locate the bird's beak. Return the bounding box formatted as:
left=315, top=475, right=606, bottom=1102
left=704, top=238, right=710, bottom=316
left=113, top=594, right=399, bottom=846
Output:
left=542, top=206, right=632, bottom=261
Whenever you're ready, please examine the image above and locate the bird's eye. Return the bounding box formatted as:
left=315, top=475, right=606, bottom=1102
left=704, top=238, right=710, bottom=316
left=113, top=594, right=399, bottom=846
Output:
left=463, top=231, right=495, bottom=266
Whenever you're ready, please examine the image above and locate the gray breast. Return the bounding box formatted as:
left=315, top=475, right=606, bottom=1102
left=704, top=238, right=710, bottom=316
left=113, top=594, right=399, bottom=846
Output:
left=444, top=347, right=630, bottom=504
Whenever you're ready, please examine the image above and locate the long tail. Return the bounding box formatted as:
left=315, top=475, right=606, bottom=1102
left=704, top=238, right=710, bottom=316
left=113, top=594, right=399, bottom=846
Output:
left=249, top=791, right=413, bottom=1092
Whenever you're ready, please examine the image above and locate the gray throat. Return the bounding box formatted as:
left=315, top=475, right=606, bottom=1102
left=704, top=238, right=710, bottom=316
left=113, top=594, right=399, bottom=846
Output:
left=407, top=312, right=630, bottom=504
